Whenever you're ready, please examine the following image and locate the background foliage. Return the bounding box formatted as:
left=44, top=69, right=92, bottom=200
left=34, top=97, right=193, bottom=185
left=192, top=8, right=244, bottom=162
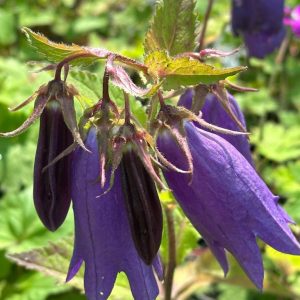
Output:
left=0, top=0, right=300, bottom=299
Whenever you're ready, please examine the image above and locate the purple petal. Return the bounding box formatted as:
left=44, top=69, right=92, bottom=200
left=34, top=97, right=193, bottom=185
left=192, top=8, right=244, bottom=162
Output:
left=157, top=122, right=300, bottom=288
left=67, top=129, right=159, bottom=300
left=178, top=91, right=253, bottom=164
left=243, top=28, right=286, bottom=59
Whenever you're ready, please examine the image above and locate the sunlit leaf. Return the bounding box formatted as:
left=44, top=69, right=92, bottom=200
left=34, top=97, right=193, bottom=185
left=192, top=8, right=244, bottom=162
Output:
left=252, top=123, right=300, bottom=162
left=0, top=188, right=73, bottom=252
left=2, top=272, right=68, bottom=300
left=263, top=161, right=300, bottom=222
left=0, top=9, right=17, bottom=46
left=22, top=27, right=99, bottom=65
left=172, top=249, right=300, bottom=299
left=144, top=0, right=197, bottom=55
left=144, top=51, right=246, bottom=90
left=8, top=237, right=137, bottom=299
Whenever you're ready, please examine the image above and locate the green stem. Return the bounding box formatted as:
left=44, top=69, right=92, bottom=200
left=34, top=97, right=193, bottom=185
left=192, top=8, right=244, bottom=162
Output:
left=198, top=0, right=214, bottom=51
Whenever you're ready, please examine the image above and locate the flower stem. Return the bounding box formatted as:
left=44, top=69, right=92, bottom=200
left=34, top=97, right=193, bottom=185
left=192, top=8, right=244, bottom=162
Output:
left=158, top=90, right=165, bottom=107
left=164, top=205, right=176, bottom=300
left=54, top=52, right=93, bottom=81
left=102, top=67, right=110, bottom=103
left=124, top=92, right=131, bottom=124
left=198, top=0, right=214, bottom=51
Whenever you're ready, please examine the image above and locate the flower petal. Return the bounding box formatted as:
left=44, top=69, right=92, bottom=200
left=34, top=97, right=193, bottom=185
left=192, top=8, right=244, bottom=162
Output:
left=178, top=91, right=253, bottom=164
left=231, top=0, right=285, bottom=58
left=157, top=122, right=300, bottom=288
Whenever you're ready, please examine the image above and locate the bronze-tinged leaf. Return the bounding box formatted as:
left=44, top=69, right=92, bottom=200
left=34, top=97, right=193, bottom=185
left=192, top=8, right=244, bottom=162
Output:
left=120, top=150, right=163, bottom=265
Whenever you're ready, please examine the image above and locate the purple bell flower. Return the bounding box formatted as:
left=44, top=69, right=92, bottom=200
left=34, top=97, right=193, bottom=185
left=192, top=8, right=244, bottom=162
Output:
left=178, top=90, right=253, bottom=164
left=231, top=0, right=285, bottom=58
left=67, top=128, right=160, bottom=300
left=157, top=121, right=300, bottom=289
left=34, top=101, right=73, bottom=231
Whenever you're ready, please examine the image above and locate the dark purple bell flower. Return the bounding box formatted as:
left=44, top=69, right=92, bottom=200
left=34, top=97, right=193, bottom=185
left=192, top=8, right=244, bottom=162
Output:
left=67, top=128, right=160, bottom=300
left=34, top=101, right=73, bottom=231
left=178, top=90, right=253, bottom=164
left=231, top=0, right=285, bottom=58
left=121, top=150, right=163, bottom=265
left=157, top=121, right=300, bottom=289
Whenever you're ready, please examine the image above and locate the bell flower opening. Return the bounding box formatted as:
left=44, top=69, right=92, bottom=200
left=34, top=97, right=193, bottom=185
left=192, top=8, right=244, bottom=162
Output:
left=157, top=121, right=300, bottom=289
left=67, top=128, right=161, bottom=300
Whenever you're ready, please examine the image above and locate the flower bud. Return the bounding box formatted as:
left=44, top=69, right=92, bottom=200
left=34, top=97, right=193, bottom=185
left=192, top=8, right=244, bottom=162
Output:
left=120, top=149, right=163, bottom=265
left=33, top=101, right=73, bottom=231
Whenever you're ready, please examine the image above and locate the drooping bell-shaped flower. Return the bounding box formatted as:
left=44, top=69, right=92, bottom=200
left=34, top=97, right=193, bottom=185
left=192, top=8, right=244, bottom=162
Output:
left=67, top=128, right=161, bottom=300
left=157, top=121, right=300, bottom=289
left=34, top=100, right=73, bottom=231
left=0, top=79, right=85, bottom=231
left=121, top=149, right=163, bottom=265
left=284, top=5, right=300, bottom=37
left=178, top=90, right=253, bottom=164
left=231, top=0, right=285, bottom=58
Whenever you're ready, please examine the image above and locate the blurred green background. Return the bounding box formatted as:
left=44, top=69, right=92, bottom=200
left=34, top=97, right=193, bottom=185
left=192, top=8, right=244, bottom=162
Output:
left=0, top=0, right=300, bottom=299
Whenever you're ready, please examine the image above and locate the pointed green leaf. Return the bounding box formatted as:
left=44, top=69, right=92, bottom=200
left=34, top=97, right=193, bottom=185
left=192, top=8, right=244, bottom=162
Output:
left=7, top=236, right=83, bottom=289
left=144, top=0, right=197, bottom=55
left=144, top=50, right=246, bottom=90
left=22, top=27, right=99, bottom=65
left=252, top=123, right=300, bottom=162
left=0, top=188, right=73, bottom=252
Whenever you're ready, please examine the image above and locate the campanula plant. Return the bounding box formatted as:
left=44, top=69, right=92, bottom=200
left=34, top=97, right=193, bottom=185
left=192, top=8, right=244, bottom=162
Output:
left=1, top=0, right=300, bottom=299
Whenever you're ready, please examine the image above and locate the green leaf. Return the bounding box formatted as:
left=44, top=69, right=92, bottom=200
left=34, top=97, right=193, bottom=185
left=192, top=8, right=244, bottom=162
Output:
left=0, top=139, right=37, bottom=194
left=69, top=70, right=102, bottom=105
left=68, top=69, right=148, bottom=126
left=7, top=236, right=82, bottom=289
left=2, top=272, right=68, bottom=300
left=252, top=123, right=300, bottom=162
left=263, top=161, right=300, bottom=222
left=144, top=0, right=197, bottom=55
left=0, top=188, right=73, bottom=252
left=22, top=27, right=98, bottom=65
left=236, top=89, right=278, bottom=116
left=109, top=85, right=148, bottom=127
left=144, top=50, right=246, bottom=90
left=8, top=237, right=136, bottom=299
left=0, top=9, right=17, bottom=46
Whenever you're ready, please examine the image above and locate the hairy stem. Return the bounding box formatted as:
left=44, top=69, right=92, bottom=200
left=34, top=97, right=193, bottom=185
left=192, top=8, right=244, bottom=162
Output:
left=158, top=90, right=165, bottom=107
left=164, top=205, right=176, bottom=300
left=54, top=52, right=93, bottom=81
left=102, top=67, right=110, bottom=103
left=123, top=92, right=131, bottom=124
